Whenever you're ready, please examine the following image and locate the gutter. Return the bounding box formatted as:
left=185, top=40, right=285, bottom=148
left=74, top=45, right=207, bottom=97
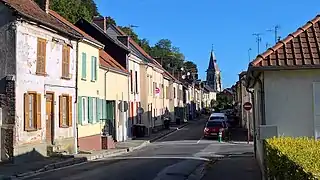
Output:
left=74, top=41, right=79, bottom=154
left=99, top=65, right=129, bottom=76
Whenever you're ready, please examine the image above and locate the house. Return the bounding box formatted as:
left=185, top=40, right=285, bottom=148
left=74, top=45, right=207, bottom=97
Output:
left=245, top=14, right=320, bottom=175
left=49, top=11, right=128, bottom=152
left=203, top=85, right=216, bottom=108
left=74, top=18, right=131, bottom=138
left=0, top=0, right=82, bottom=161
left=238, top=72, right=253, bottom=131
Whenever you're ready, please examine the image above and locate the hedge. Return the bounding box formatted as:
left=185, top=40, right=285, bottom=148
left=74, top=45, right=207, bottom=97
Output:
left=265, top=137, right=320, bottom=179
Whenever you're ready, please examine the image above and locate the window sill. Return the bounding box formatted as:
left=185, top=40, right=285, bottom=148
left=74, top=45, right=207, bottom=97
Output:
left=25, top=128, right=38, bottom=132
left=91, top=80, right=97, bottom=82
left=60, top=125, right=70, bottom=128
left=81, top=78, right=87, bottom=81
left=61, top=76, right=71, bottom=80
left=36, top=72, right=47, bottom=76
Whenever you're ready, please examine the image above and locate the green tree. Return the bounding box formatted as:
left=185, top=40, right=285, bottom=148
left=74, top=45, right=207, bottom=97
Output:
left=34, top=0, right=99, bottom=23
left=183, top=61, right=198, bottom=73
left=214, top=92, right=233, bottom=111
left=106, top=16, right=116, bottom=26
left=119, top=26, right=139, bottom=43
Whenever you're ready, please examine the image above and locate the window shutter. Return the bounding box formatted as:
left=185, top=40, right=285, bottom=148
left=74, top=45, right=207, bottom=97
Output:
left=94, top=57, right=97, bottom=81
left=77, top=96, right=83, bottom=125
left=88, top=97, right=93, bottom=123
left=97, top=98, right=102, bottom=122
left=102, top=100, right=106, bottom=119
left=82, top=53, right=86, bottom=79
left=59, top=95, right=63, bottom=127
left=36, top=93, right=41, bottom=129
left=68, top=96, right=72, bottom=127
left=91, top=57, right=94, bottom=81
left=24, top=93, right=29, bottom=131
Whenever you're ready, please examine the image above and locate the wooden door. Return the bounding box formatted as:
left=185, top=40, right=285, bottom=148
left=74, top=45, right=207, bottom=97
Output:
left=46, top=93, right=54, bottom=144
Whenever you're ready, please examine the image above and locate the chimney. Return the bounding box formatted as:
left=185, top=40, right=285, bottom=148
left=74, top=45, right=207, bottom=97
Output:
left=93, top=16, right=107, bottom=32
left=117, top=36, right=129, bottom=47
left=39, top=0, right=49, bottom=14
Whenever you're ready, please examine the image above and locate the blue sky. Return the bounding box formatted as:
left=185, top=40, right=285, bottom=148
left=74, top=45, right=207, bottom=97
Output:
left=95, top=0, right=319, bottom=88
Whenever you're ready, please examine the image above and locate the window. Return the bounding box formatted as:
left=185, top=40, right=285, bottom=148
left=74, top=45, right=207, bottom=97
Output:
left=135, top=71, right=138, bottom=93
left=62, top=45, right=70, bottom=78
left=36, top=38, right=46, bottom=75
left=149, top=76, right=153, bottom=95
left=81, top=53, right=87, bottom=79
left=91, top=56, right=97, bottom=81
left=130, top=70, right=133, bottom=93
left=24, top=92, right=41, bottom=131
left=153, top=82, right=157, bottom=97
left=59, top=94, right=72, bottom=127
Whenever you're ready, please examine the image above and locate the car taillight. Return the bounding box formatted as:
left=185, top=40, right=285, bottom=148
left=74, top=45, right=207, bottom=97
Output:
left=204, top=128, right=209, bottom=132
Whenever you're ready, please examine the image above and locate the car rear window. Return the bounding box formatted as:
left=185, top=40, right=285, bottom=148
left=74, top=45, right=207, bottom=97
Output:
left=209, top=116, right=224, bottom=121
left=206, top=121, right=224, bottom=128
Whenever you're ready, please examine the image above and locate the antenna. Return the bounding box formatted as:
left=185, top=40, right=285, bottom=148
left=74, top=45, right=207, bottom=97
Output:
left=127, top=24, right=139, bottom=37
left=252, top=33, right=263, bottom=54
left=267, top=25, right=280, bottom=44
left=248, top=48, right=252, bottom=63
left=266, top=42, right=270, bottom=49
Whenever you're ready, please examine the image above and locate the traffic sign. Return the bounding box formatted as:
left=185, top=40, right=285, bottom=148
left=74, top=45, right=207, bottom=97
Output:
left=155, top=87, right=160, bottom=95
left=243, top=102, right=252, bottom=111
left=118, top=101, right=129, bottom=112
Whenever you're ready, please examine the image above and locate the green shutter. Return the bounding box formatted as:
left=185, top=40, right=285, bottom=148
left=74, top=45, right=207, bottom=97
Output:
left=88, top=97, right=93, bottom=123
left=94, top=57, right=97, bottom=81
left=81, top=53, right=86, bottom=79
left=102, top=100, right=106, bottom=119
left=77, top=96, right=83, bottom=125
left=97, top=98, right=102, bottom=122
left=91, top=56, right=94, bottom=81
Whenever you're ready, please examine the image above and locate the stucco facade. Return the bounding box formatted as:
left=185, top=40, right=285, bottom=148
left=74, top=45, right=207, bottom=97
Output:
left=15, top=22, right=77, bottom=157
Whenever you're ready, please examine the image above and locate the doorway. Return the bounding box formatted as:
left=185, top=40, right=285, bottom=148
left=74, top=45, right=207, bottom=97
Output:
left=46, top=93, right=54, bottom=145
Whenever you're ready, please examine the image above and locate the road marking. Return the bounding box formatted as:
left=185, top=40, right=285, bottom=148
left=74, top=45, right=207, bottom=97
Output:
left=102, top=156, right=210, bottom=162
left=155, top=126, right=186, bottom=142
left=197, top=136, right=203, bottom=144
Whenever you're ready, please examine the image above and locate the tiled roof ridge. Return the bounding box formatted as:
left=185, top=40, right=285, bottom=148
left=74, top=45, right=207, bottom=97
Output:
left=251, top=14, right=320, bottom=66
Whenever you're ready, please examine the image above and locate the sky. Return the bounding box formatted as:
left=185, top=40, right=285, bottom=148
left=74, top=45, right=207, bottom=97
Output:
left=95, top=0, right=319, bottom=88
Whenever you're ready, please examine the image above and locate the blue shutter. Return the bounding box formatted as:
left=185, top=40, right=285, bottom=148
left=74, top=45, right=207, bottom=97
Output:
left=88, top=97, right=93, bottom=123
left=77, top=96, right=82, bottom=125
left=81, top=53, right=86, bottom=79
left=97, top=98, right=102, bottom=122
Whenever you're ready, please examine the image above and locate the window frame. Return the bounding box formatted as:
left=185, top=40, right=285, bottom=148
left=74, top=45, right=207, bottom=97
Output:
left=24, top=92, right=41, bottom=131
left=91, top=56, right=97, bottom=81
left=62, top=45, right=70, bottom=79
left=59, top=94, right=72, bottom=128
left=36, top=38, right=47, bottom=75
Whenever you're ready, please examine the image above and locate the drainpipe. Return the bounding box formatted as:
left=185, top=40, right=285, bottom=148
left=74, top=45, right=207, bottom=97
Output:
left=74, top=41, right=79, bottom=154
left=246, top=86, right=256, bottom=158
left=126, top=53, right=130, bottom=139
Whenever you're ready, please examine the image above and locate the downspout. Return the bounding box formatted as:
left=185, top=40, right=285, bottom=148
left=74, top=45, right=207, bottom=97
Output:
left=126, top=53, right=130, bottom=139
left=246, top=86, right=256, bottom=158
left=74, top=41, right=79, bottom=154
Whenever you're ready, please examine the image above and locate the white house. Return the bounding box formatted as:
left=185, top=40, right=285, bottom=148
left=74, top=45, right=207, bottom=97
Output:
left=0, top=0, right=82, bottom=162
left=246, top=14, right=320, bottom=177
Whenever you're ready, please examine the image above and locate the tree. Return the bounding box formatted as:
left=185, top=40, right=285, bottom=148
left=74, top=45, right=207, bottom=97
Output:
left=183, top=61, right=198, bottom=73
left=34, top=0, right=99, bottom=23
left=119, top=26, right=140, bottom=43
left=106, top=16, right=116, bottom=26
left=214, top=92, right=233, bottom=111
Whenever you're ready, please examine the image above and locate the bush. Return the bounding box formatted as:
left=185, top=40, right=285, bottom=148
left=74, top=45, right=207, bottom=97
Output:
left=265, top=137, right=320, bottom=179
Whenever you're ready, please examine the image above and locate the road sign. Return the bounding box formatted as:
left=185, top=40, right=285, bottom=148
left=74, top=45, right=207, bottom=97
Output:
left=118, top=101, right=128, bottom=112
left=243, top=102, right=252, bottom=111
left=155, top=87, right=160, bottom=95
left=137, top=107, right=144, bottom=114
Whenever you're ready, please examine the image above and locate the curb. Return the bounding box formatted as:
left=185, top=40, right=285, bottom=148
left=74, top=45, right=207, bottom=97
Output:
left=150, top=122, right=190, bottom=142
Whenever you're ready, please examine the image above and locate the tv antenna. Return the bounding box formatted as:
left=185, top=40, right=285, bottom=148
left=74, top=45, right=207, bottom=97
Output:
left=267, top=25, right=281, bottom=44
left=252, top=33, right=263, bottom=54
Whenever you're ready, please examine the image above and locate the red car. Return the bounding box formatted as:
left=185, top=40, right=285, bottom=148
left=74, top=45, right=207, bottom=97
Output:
left=203, top=121, right=229, bottom=139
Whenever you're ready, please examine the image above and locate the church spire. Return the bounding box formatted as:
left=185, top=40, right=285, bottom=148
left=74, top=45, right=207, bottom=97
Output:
left=208, top=47, right=219, bottom=71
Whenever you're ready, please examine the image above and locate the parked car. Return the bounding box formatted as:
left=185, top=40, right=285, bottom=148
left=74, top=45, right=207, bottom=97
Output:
left=203, top=121, right=229, bottom=139
left=208, top=113, right=230, bottom=127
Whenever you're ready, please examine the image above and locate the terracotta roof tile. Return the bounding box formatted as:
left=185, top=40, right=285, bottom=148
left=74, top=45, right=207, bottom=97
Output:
left=1, top=0, right=81, bottom=38
left=251, top=14, right=320, bottom=68
left=99, top=50, right=128, bottom=73
left=49, top=10, right=102, bottom=46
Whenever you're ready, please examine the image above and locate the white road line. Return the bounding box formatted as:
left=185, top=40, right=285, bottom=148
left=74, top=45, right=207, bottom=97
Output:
left=197, top=136, right=203, bottom=144
left=155, top=126, right=183, bottom=141
left=104, top=156, right=210, bottom=161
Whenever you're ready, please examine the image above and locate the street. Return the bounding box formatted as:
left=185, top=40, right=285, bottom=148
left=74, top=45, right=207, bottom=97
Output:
left=22, top=118, right=255, bottom=180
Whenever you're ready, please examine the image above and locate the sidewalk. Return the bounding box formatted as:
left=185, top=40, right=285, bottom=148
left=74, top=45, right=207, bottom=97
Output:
left=0, top=122, right=189, bottom=179
left=201, top=155, right=261, bottom=180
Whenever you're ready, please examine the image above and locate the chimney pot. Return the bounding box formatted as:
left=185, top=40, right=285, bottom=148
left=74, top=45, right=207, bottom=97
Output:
left=39, top=0, right=49, bottom=14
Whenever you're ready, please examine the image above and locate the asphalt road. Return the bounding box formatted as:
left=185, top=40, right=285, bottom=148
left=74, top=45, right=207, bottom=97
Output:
left=23, top=118, right=254, bottom=180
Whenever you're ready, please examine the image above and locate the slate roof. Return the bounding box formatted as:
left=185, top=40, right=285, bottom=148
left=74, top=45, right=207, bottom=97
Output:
left=1, top=0, right=81, bottom=38
left=49, top=10, right=102, bottom=46
left=250, top=14, right=320, bottom=69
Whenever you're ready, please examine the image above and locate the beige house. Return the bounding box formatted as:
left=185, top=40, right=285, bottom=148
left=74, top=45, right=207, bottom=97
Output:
left=246, top=14, right=320, bottom=176
left=238, top=72, right=253, bottom=132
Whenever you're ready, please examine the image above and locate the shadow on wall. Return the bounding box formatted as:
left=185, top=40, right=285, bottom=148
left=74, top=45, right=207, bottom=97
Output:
left=0, top=148, right=89, bottom=177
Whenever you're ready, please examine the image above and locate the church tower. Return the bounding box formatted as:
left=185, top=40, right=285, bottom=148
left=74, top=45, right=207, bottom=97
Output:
left=206, top=50, right=222, bottom=92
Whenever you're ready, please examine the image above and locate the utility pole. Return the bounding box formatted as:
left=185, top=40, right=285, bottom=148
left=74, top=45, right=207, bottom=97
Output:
left=248, top=48, right=252, bottom=63
left=267, top=25, right=280, bottom=44
left=252, top=33, right=262, bottom=54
